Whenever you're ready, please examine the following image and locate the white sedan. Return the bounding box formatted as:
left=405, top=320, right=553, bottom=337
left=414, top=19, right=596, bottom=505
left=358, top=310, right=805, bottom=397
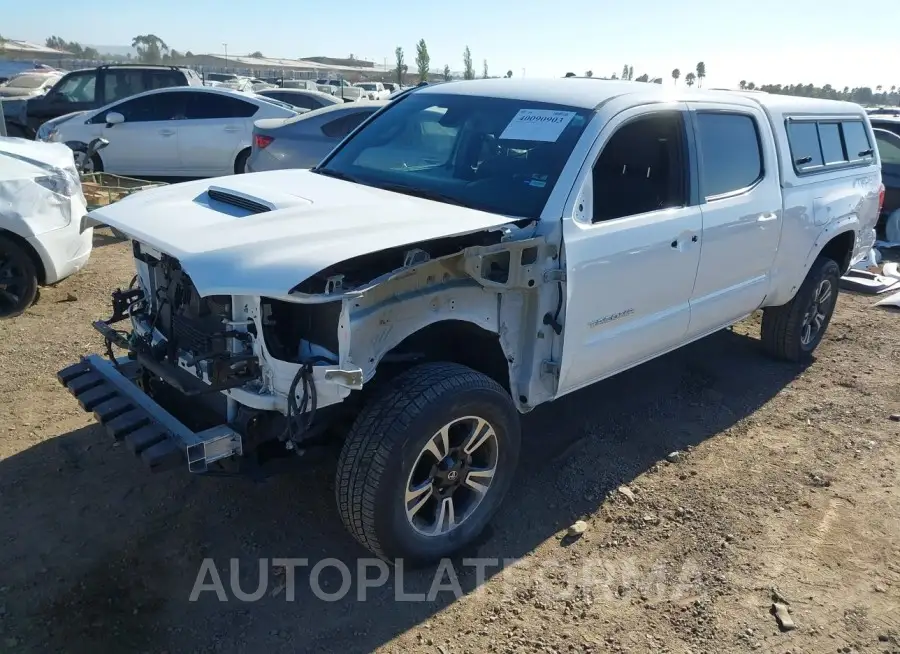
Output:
left=36, top=86, right=300, bottom=177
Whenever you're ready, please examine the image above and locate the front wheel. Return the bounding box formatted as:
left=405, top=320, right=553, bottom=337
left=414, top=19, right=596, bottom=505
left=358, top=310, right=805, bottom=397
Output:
left=761, top=256, right=841, bottom=362
left=0, top=235, right=39, bottom=319
left=335, top=362, right=520, bottom=564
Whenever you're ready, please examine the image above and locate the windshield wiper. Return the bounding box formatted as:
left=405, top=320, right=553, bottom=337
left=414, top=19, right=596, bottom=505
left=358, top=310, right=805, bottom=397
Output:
left=374, top=183, right=468, bottom=208
left=310, top=167, right=360, bottom=183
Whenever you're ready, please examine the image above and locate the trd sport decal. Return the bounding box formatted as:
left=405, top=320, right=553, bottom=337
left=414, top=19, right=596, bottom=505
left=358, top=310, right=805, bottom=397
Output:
left=588, top=308, right=635, bottom=328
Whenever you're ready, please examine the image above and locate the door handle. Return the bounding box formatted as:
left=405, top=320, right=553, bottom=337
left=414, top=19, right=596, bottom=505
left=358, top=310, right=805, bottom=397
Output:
left=159, top=129, right=176, bottom=137
left=757, top=212, right=778, bottom=222
left=223, top=125, right=241, bottom=132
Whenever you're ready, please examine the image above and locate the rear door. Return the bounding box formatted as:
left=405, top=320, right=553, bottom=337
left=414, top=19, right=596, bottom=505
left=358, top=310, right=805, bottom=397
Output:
left=683, top=102, right=782, bottom=336
left=178, top=91, right=260, bottom=176
left=89, top=91, right=185, bottom=175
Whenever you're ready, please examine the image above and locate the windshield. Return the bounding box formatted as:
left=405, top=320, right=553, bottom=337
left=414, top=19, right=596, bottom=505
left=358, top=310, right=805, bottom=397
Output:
left=5, top=75, right=50, bottom=89
left=317, top=92, right=593, bottom=218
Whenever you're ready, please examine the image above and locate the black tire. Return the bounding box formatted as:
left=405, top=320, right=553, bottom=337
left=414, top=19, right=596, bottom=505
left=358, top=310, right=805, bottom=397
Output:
left=335, top=362, right=521, bottom=564
left=0, top=234, right=39, bottom=319
left=234, top=148, right=251, bottom=174
left=761, top=256, right=841, bottom=362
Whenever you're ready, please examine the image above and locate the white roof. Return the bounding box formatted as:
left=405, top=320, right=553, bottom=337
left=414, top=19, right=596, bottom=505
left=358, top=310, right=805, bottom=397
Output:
left=414, top=78, right=868, bottom=116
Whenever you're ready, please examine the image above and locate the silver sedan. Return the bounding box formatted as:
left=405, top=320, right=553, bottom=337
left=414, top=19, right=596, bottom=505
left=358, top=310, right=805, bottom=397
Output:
left=246, top=101, right=385, bottom=172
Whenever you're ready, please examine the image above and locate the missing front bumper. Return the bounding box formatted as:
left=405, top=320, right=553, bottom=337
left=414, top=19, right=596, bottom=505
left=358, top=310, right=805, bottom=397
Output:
left=57, top=354, right=243, bottom=473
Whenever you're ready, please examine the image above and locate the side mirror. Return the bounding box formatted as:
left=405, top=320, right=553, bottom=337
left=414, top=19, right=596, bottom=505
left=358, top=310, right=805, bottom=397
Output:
left=105, top=111, right=125, bottom=126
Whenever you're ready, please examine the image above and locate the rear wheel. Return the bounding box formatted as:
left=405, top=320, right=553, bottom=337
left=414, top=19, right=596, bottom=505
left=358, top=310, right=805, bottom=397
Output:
left=335, top=362, right=520, bottom=564
left=761, top=256, right=841, bottom=361
left=0, top=235, right=39, bottom=319
left=234, top=148, right=251, bottom=174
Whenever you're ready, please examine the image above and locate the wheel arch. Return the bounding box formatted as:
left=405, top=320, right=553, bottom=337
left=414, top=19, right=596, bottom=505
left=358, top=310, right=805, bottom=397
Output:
left=234, top=146, right=251, bottom=174
left=367, top=317, right=512, bottom=396
left=0, top=227, right=46, bottom=284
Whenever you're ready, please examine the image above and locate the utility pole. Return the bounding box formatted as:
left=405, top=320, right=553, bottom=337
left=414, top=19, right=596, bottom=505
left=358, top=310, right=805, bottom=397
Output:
left=222, top=43, right=228, bottom=71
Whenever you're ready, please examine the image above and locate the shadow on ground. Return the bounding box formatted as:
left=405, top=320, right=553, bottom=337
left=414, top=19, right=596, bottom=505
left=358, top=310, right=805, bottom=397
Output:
left=0, top=327, right=809, bottom=653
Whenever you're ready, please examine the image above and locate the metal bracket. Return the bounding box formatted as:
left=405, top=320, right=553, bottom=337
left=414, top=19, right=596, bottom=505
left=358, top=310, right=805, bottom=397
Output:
left=540, top=359, right=560, bottom=377
left=543, top=269, right=566, bottom=283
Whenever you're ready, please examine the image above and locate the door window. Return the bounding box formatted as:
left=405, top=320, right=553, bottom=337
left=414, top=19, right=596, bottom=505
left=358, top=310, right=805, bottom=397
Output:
left=591, top=111, right=687, bottom=222
left=52, top=71, right=97, bottom=104
left=103, top=70, right=147, bottom=103
left=321, top=110, right=373, bottom=138
left=842, top=121, right=873, bottom=161
left=146, top=71, right=186, bottom=90
left=185, top=92, right=259, bottom=119
left=695, top=112, right=763, bottom=198
left=94, top=92, right=186, bottom=123
left=875, top=131, right=900, bottom=165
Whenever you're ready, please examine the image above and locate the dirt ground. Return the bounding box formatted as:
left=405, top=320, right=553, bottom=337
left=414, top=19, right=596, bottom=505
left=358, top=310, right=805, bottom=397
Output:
left=1, top=230, right=898, bottom=654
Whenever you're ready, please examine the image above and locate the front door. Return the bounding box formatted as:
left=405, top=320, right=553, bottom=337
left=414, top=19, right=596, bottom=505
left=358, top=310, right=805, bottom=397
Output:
left=557, top=105, right=703, bottom=396
left=684, top=103, right=782, bottom=335
left=93, top=92, right=185, bottom=176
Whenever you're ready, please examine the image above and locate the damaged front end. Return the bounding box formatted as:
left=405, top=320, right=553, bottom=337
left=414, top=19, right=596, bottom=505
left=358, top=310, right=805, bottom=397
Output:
left=57, top=218, right=562, bottom=476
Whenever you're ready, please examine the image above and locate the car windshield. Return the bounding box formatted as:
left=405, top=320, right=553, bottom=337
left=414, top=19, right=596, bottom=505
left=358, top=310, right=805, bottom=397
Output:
left=357, top=83, right=377, bottom=90
left=316, top=92, right=593, bottom=218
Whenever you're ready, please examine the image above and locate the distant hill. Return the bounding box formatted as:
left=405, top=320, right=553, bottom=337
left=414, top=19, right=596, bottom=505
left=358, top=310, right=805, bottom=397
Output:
left=85, top=44, right=137, bottom=57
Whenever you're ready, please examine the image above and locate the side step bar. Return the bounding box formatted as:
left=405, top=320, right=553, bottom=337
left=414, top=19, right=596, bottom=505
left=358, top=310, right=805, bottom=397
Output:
left=57, top=354, right=243, bottom=473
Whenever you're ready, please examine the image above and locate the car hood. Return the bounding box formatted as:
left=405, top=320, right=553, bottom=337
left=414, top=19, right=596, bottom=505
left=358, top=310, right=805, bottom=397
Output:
left=89, top=169, right=518, bottom=299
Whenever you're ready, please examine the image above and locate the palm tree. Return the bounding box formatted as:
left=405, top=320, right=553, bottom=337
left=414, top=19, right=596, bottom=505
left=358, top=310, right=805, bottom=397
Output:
left=672, top=68, right=680, bottom=85
left=585, top=70, right=593, bottom=78
left=695, top=62, right=706, bottom=88
left=739, top=80, right=747, bottom=90
left=685, top=72, right=696, bottom=87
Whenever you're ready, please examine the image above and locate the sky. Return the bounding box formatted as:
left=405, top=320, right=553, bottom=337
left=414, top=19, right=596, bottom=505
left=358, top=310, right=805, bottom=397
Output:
left=4, top=0, right=899, bottom=90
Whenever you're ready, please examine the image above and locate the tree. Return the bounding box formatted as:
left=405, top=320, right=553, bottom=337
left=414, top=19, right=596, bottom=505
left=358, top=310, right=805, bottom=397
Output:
left=628, top=65, right=634, bottom=81
left=746, top=82, right=756, bottom=90
left=696, top=61, right=706, bottom=88
left=585, top=70, right=593, bottom=78
left=249, top=51, right=264, bottom=58
left=685, top=72, right=696, bottom=87
left=622, top=64, right=629, bottom=81
left=132, top=34, right=169, bottom=64
left=506, top=69, right=513, bottom=78
left=739, top=80, right=747, bottom=90
left=185, top=51, right=194, bottom=58
left=651, top=77, right=663, bottom=84
left=635, top=73, right=649, bottom=82
left=672, top=68, right=680, bottom=85
left=443, top=64, right=451, bottom=81
left=482, top=59, right=489, bottom=79
left=463, top=46, right=474, bottom=80
left=415, top=39, right=430, bottom=83
left=394, top=46, right=406, bottom=84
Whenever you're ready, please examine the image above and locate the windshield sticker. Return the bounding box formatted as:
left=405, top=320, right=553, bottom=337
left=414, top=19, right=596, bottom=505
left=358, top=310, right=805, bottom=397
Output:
left=500, top=109, right=577, bottom=142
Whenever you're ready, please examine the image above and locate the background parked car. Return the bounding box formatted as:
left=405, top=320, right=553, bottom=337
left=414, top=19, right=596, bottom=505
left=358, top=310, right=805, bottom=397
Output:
left=870, top=114, right=900, bottom=138
left=246, top=101, right=384, bottom=172
left=0, top=138, right=92, bottom=318
left=281, top=79, right=320, bottom=92
left=38, top=86, right=299, bottom=178
left=874, top=127, right=900, bottom=242
left=3, top=64, right=203, bottom=139
left=354, top=82, right=390, bottom=100
left=256, top=88, right=341, bottom=111
left=315, top=79, right=364, bottom=102
left=0, top=71, right=63, bottom=99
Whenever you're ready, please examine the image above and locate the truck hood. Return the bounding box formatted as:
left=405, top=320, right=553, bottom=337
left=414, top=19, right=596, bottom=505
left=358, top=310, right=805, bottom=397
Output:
left=89, top=169, right=518, bottom=298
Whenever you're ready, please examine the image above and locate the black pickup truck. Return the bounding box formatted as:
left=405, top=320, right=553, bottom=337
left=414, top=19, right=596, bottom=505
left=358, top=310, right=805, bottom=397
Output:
left=2, top=64, right=203, bottom=139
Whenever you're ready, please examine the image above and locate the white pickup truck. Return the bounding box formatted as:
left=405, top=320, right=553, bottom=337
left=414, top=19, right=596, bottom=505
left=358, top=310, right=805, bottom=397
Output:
left=58, top=79, right=883, bottom=563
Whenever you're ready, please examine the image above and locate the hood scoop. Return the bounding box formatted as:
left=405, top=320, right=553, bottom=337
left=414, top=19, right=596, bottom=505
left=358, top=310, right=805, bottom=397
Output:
left=207, top=186, right=275, bottom=214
